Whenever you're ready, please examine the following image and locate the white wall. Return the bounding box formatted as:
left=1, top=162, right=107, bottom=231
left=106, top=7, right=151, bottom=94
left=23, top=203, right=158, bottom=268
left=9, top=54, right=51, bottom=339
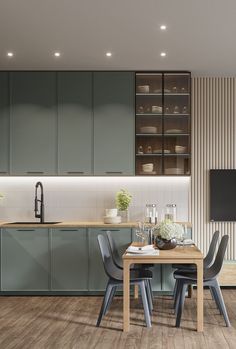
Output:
left=0, top=177, right=190, bottom=223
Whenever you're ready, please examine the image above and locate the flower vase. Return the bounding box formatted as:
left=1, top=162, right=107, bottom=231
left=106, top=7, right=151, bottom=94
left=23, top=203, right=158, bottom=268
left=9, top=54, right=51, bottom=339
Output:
left=119, top=210, right=129, bottom=223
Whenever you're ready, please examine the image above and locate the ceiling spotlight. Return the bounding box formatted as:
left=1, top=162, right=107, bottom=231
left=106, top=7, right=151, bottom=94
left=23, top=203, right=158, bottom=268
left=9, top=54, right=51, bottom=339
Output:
left=160, top=52, right=167, bottom=57
left=160, top=25, right=167, bottom=30
left=106, top=52, right=112, bottom=57
left=7, top=52, right=14, bottom=57
left=54, top=52, right=61, bottom=57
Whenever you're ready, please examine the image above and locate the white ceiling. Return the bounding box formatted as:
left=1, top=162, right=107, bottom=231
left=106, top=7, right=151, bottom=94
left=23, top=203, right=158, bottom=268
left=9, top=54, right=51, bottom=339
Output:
left=0, top=0, right=235, bottom=75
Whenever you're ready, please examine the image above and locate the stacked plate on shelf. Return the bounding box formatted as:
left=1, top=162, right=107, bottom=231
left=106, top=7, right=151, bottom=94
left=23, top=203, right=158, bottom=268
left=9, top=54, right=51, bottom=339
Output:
left=165, top=168, right=184, bottom=175
left=140, top=126, right=157, bottom=134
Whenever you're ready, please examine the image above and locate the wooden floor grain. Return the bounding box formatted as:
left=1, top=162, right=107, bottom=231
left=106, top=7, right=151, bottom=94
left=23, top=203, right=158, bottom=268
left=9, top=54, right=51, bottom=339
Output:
left=0, top=290, right=235, bottom=349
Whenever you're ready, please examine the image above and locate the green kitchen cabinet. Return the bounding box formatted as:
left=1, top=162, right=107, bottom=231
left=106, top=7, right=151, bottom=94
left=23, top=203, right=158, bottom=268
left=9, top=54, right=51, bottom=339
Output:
left=51, top=228, right=88, bottom=290
left=10, top=72, right=57, bottom=175
left=57, top=72, right=93, bottom=175
left=88, top=228, right=132, bottom=291
left=93, top=72, right=135, bottom=175
left=1, top=228, right=49, bottom=291
left=0, top=72, right=9, bottom=174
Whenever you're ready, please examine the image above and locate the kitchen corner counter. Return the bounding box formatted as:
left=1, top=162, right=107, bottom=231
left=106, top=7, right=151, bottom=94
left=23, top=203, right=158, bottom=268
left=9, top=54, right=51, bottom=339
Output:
left=0, top=221, right=192, bottom=228
left=0, top=221, right=138, bottom=228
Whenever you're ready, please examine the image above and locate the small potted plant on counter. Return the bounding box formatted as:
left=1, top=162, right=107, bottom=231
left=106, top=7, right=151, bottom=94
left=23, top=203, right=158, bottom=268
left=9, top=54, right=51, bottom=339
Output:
left=153, top=220, right=184, bottom=250
left=115, top=189, right=132, bottom=223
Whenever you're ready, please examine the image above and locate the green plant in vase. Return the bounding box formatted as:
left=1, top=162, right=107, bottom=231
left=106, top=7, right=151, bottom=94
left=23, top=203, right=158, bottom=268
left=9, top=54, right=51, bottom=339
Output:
left=115, top=189, right=132, bottom=222
left=153, top=219, right=184, bottom=250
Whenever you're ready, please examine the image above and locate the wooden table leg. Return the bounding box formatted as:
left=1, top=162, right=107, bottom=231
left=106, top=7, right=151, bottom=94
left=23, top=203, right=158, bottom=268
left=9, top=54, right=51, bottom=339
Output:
left=196, top=260, right=204, bottom=332
left=123, top=260, right=130, bottom=332
left=134, top=284, right=139, bottom=299
left=187, top=284, right=193, bottom=298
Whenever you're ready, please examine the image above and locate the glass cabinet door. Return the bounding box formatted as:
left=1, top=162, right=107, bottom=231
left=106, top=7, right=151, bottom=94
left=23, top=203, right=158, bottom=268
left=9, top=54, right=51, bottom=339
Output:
left=163, top=73, right=191, bottom=175
left=135, top=72, right=191, bottom=176
left=135, top=73, right=163, bottom=175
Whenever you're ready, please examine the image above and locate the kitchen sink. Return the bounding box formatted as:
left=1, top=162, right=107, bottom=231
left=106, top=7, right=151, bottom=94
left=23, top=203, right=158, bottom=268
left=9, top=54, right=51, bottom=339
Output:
left=6, top=222, right=61, bottom=225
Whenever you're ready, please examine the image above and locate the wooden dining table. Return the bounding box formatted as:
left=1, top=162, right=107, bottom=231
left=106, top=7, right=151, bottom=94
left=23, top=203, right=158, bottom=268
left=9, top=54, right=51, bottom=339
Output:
left=122, top=243, right=204, bottom=332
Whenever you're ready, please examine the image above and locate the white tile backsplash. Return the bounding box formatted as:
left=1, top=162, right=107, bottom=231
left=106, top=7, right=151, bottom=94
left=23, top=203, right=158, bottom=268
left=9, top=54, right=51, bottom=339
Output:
left=0, top=177, right=190, bottom=222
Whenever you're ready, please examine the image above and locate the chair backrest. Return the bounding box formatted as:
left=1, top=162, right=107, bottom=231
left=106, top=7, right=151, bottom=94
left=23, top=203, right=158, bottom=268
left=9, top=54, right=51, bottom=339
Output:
left=106, top=231, right=122, bottom=268
left=97, top=234, right=122, bottom=280
left=204, top=230, right=220, bottom=268
left=207, top=235, right=229, bottom=278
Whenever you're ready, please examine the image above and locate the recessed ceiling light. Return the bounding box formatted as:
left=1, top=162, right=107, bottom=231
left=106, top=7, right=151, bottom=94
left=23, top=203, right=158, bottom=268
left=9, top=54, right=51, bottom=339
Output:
left=7, top=52, right=14, bottom=57
left=160, top=25, right=167, bottom=30
left=106, top=52, right=112, bottom=57
left=54, top=52, right=61, bottom=57
left=160, top=52, right=167, bottom=57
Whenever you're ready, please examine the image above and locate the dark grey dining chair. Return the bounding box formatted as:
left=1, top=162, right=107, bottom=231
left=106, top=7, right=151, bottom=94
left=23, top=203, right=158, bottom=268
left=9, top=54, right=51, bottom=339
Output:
left=172, top=230, right=220, bottom=301
left=96, top=234, right=153, bottom=328
left=174, top=235, right=230, bottom=328
left=106, top=230, right=154, bottom=303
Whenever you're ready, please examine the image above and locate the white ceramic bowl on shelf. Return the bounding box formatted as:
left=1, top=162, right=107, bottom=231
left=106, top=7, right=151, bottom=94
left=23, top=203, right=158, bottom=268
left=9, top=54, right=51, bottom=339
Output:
left=152, top=106, right=162, bottom=113
left=140, top=126, right=157, bottom=134
left=105, top=208, right=118, bottom=217
left=175, top=145, right=187, bottom=154
left=142, top=163, right=154, bottom=172
left=137, top=85, right=149, bottom=93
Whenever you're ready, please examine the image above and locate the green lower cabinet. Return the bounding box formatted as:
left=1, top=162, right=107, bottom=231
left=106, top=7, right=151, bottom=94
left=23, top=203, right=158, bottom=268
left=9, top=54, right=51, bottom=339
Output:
left=161, top=265, right=175, bottom=292
left=88, top=228, right=132, bottom=291
left=1, top=228, right=49, bottom=291
left=51, top=228, right=88, bottom=291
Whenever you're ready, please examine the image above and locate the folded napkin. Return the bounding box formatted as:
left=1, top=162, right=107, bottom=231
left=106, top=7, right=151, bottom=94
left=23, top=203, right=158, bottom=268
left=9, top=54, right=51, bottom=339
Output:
left=127, top=244, right=154, bottom=253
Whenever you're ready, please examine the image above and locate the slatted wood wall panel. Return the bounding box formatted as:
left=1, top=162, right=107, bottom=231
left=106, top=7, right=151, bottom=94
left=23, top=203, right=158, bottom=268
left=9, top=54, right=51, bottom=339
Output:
left=191, top=77, right=236, bottom=260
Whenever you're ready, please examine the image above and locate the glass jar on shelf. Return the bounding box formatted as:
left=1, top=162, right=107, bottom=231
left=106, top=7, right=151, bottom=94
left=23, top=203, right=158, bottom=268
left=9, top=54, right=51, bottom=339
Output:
left=165, top=204, right=177, bottom=221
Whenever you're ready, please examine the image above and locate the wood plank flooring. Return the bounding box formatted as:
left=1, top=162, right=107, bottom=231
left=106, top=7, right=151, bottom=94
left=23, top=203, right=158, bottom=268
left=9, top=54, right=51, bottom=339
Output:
left=0, top=290, right=235, bottom=349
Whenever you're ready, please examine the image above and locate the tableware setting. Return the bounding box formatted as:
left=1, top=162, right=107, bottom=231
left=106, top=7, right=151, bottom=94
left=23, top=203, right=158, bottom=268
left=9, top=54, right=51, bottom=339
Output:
left=126, top=244, right=159, bottom=255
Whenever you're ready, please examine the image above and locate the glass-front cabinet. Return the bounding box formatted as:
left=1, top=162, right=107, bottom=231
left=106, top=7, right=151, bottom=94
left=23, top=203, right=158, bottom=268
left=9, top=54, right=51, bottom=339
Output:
left=135, top=72, right=191, bottom=176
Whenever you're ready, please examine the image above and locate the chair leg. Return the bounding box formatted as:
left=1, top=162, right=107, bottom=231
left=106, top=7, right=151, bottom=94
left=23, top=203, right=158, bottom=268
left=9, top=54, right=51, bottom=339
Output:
left=175, top=282, right=187, bottom=328
left=148, top=279, right=154, bottom=303
left=209, top=286, right=222, bottom=314
left=104, top=286, right=117, bottom=315
left=209, top=286, right=215, bottom=300
left=174, top=279, right=182, bottom=312
left=145, top=280, right=153, bottom=314
left=173, top=279, right=177, bottom=299
left=212, top=280, right=231, bottom=327
left=96, top=283, right=113, bottom=327
left=139, top=281, right=152, bottom=328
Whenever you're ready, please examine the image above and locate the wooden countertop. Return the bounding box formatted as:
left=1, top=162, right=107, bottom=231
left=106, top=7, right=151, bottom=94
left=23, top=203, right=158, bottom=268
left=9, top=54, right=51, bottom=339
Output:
left=0, top=221, right=192, bottom=228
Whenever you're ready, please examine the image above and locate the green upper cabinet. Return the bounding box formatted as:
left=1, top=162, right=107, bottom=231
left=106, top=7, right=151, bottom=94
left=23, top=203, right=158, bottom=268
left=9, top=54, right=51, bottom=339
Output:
left=94, top=72, right=135, bottom=175
left=10, top=72, right=57, bottom=175
left=0, top=72, right=9, bottom=175
left=57, top=72, right=93, bottom=175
